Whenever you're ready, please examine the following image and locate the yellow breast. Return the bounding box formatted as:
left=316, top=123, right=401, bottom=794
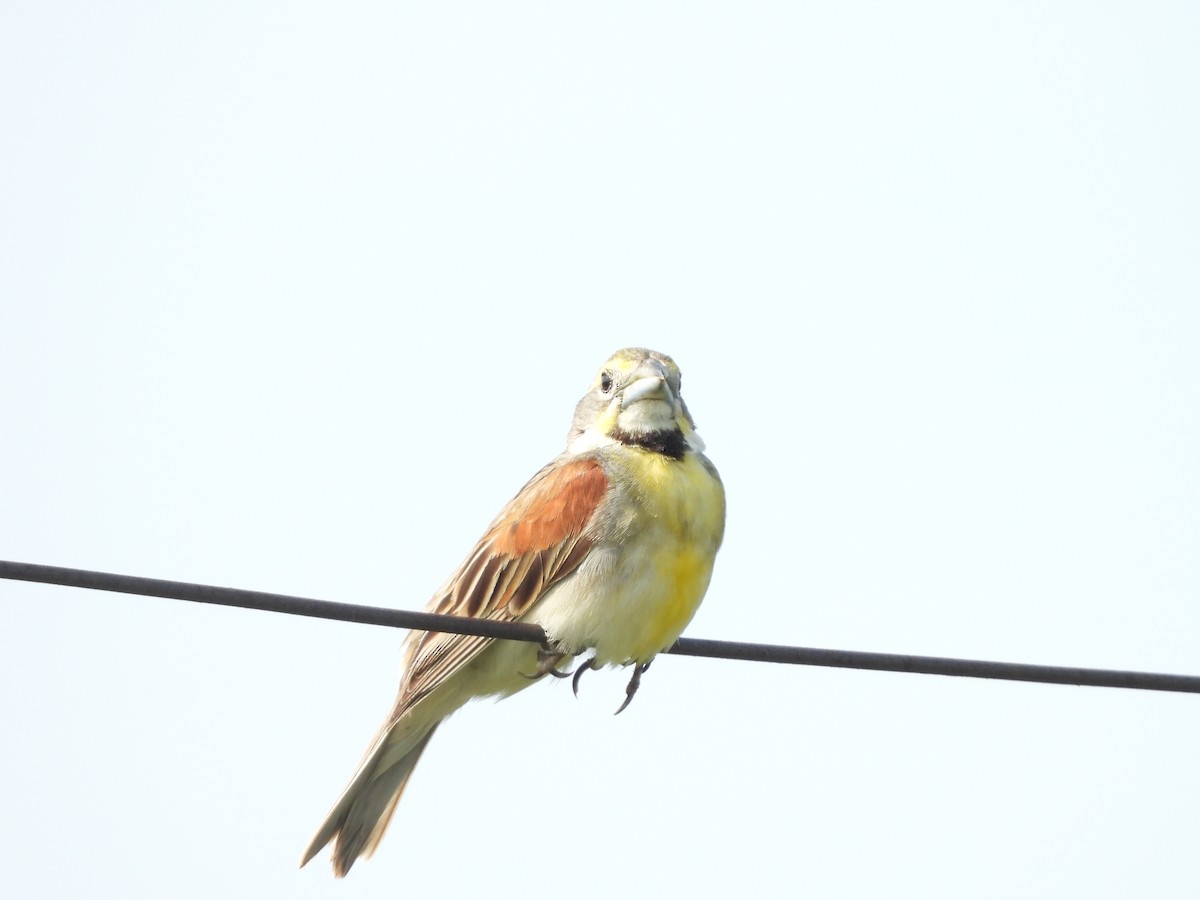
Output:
left=532, top=446, right=725, bottom=666
left=608, top=449, right=726, bottom=661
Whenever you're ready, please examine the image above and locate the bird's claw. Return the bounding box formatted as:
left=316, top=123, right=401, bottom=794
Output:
left=614, top=660, right=652, bottom=715
left=571, top=656, right=597, bottom=698
left=523, top=645, right=572, bottom=680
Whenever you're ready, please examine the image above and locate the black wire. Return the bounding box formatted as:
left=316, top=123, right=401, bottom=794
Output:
left=3, top=559, right=1198, bottom=695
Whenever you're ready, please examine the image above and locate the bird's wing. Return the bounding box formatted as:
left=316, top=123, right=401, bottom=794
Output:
left=394, top=455, right=608, bottom=714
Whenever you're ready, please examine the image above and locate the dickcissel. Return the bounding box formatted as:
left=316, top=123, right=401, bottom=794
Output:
left=301, top=347, right=725, bottom=876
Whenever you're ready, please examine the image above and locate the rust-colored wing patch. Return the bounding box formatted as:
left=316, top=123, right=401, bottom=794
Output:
left=490, top=458, right=609, bottom=558
left=393, top=457, right=608, bottom=714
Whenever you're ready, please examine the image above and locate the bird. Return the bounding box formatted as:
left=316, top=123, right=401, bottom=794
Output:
left=300, top=347, right=725, bottom=877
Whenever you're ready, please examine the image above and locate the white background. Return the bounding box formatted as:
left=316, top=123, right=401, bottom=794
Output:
left=2, top=3, right=1198, bottom=898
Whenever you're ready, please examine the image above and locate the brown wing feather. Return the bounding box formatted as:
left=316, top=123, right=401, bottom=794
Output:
left=394, top=457, right=608, bottom=714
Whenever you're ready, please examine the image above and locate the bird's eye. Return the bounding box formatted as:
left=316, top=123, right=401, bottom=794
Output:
left=600, top=371, right=614, bottom=393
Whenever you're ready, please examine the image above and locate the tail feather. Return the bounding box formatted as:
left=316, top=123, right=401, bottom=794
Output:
left=300, top=724, right=438, bottom=877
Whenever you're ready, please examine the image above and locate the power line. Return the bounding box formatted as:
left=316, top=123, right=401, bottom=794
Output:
left=3, top=559, right=1198, bottom=695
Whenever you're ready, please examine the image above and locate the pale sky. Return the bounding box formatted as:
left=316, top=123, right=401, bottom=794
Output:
left=2, top=3, right=1198, bottom=898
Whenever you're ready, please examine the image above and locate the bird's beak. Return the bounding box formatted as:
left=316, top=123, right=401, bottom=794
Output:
left=621, top=360, right=674, bottom=408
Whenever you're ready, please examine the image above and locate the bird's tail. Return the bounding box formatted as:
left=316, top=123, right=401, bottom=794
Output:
left=300, top=717, right=439, bottom=877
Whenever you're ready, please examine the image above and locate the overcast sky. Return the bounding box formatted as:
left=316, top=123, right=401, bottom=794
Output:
left=2, top=3, right=1198, bottom=898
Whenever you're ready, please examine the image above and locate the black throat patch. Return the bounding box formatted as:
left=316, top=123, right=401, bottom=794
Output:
left=611, top=426, right=688, bottom=461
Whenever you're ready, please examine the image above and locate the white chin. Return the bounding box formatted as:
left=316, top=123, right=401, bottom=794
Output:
left=619, top=401, right=676, bottom=432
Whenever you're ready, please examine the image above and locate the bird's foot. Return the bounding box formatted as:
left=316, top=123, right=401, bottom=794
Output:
left=571, top=656, right=597, bottom=698
left=523, top=644, right=572, bottom=680
left=614, top=660, right=652, bottom=715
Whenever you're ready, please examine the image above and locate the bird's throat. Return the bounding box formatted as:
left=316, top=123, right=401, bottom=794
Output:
left=610, top=425, right=688, bottom=460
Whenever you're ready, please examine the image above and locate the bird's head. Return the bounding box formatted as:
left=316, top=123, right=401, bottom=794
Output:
left=567, top=348, right=704, bottom=459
